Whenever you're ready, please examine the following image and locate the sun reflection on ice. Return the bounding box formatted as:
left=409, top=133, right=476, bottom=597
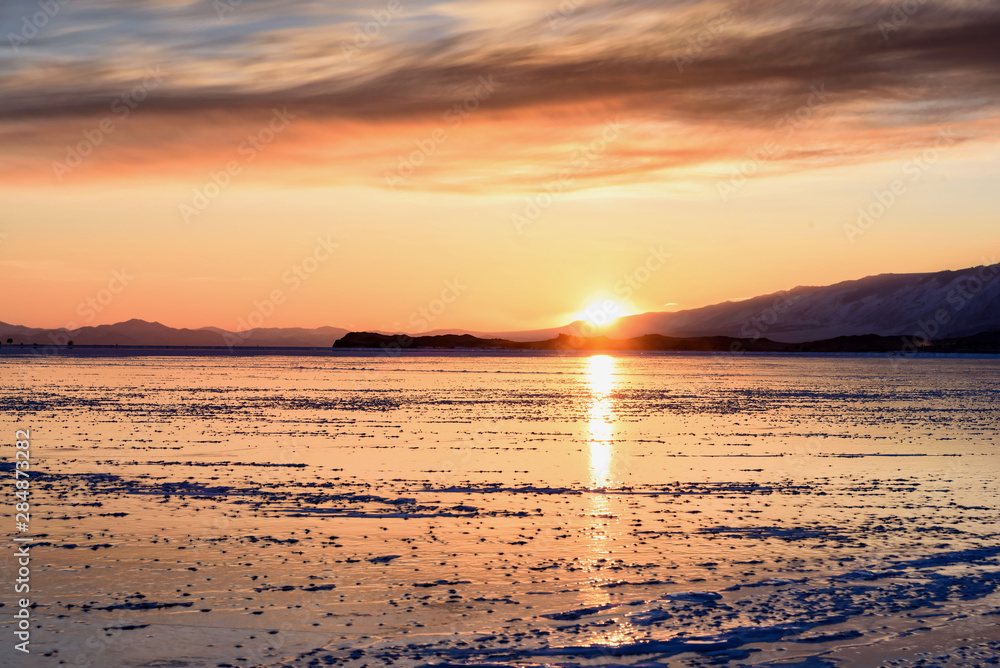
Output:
left=581, top=355, right=637, bottom=646
left=586, top=355, right=616, bottom=489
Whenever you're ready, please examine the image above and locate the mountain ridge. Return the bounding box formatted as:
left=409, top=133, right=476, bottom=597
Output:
left=0, top=319, right=349, bottom=348
left=522, top=262, right=1000, bottom=343
left=2, top=262, right=997, bottom=347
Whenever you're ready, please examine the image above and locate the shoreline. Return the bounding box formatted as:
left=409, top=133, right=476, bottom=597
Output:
left=1, top=345, right=999, bottom=358
left=0, top=346, right=1000, bottom=361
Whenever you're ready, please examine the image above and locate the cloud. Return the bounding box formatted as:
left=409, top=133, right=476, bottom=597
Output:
left=1, top=0, right=999, bottom=191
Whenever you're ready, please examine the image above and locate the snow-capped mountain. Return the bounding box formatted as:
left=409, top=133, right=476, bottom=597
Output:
left=597, top=263, right=1000, bottom=343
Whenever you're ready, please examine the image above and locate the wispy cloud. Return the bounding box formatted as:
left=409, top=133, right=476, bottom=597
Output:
left=2, top=0, right=999, bottom=191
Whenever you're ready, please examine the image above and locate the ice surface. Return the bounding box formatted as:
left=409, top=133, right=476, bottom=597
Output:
left=0, top=353, right=998, bottom=667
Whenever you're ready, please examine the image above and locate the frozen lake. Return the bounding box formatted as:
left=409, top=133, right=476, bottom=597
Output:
left=1, top=351, right=999, bottom=667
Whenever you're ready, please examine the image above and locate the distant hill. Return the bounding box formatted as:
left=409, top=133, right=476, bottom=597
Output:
left=0, top=319, right=348, bottom=348
left=587, top=262, right=1000, bottom=343
left=3, top=263, right=998, bottom=348
left=440, top=262, right=999, bottom=344
left=415, top=326, right=569, bottom=342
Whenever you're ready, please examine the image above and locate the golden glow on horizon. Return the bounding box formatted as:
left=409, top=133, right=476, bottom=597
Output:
left=579, top=299, right=626, bottom=330
left=2, top=178, right=997, bottom=333
left=3, top=2, right=1000, bottom=332
left=2, top=0, right=1000, bottom=333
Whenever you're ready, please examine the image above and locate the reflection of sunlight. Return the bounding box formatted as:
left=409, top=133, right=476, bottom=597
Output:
left=582, top=496, right=638, bottom=647
left=588, top=403, right=613, bottom=488
left=593, top=622, right=638, bottom=648
left=587, top=355, right=615, bottom=489
left=587, top=354, right=615, bottom=394
left=581, top=355, right=636, bottom=647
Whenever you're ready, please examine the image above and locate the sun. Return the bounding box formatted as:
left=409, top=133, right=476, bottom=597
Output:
left=578, top=298, right=627, bottom=329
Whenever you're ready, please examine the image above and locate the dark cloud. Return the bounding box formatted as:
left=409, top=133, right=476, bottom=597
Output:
left=1, top=0, right=998, bottom=191
left=2, top=0, right=999, bottom=130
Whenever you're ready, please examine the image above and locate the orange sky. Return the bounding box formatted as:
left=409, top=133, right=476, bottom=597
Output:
left=2, top=0, right=999, bottom=332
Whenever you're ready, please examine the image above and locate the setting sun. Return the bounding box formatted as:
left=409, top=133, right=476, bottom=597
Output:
left=578, top=299, right=628, bottom=329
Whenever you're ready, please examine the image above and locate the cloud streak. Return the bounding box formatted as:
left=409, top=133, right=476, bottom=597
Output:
left=2, top=0, right=999, bottom=191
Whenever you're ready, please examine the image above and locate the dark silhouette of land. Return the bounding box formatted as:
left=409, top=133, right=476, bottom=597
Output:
left=333, top=331, right=1000, bottom=354
left=3, top=262, right=998, bottom=352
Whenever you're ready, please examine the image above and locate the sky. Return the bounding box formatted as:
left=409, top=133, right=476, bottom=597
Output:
left=1, top=0, right=999, bottom=333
